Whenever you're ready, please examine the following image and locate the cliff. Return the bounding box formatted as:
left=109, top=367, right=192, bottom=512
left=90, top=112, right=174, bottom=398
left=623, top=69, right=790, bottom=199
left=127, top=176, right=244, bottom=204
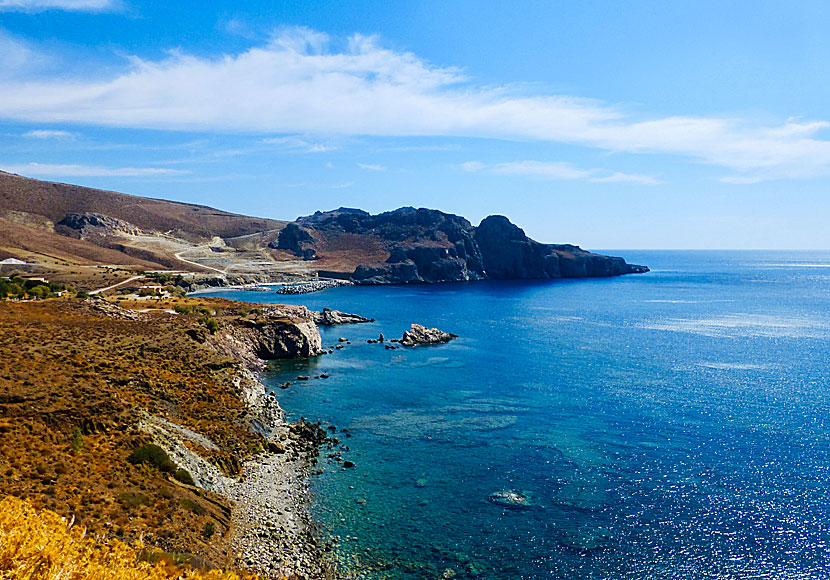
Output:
left=285, top=207, right=647, bottom=284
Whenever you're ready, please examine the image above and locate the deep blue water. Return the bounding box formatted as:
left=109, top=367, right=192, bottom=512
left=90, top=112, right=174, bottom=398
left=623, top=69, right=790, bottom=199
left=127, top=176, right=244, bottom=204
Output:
left=198, top=251, right=830, bottom=579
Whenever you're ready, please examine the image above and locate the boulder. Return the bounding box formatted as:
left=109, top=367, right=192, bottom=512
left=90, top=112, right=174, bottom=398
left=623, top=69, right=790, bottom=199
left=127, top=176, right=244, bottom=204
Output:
left=400, top=324, right=457, bottom=347
left=312, top=308, right=373, bottom=326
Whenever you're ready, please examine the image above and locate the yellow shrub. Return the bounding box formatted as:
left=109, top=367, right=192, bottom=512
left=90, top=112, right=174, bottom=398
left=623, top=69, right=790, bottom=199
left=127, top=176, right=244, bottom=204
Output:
left=0, top=496, right=253, bottom=580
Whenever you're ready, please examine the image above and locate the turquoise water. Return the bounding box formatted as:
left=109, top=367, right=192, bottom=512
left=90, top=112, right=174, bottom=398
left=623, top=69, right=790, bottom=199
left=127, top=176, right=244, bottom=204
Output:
left=200, top=251, right=830, bottom=579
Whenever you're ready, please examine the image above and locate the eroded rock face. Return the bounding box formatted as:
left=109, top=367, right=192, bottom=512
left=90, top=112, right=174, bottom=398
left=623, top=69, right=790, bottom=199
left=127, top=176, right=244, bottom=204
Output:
left=313, top=308, right=373, bottom=326
left=271, top=223, right=316, bottom=260
left=400, top=323, right=457, bottom=347
left=57, top=212, right=142, bottom=238
left=212, top=306, right=323, bottom=368
left=474, top=215, right=561, bottom=279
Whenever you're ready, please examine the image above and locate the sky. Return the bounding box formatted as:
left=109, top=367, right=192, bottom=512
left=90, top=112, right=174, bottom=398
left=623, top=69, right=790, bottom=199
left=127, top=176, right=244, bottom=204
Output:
left=1, top=1, right=829, bottom=249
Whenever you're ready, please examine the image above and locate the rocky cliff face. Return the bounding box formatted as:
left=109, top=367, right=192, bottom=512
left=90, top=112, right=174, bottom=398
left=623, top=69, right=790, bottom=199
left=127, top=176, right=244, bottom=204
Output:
left=291, top=207, right=647, bottom=284
left=210, top=305, right=323, bottom=370
left=57, top=212, right=143, bottom=238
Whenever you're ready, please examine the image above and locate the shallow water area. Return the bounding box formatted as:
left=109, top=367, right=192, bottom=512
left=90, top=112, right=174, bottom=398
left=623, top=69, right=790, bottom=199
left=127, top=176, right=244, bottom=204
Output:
left=197, top=251, right=830, bottom=579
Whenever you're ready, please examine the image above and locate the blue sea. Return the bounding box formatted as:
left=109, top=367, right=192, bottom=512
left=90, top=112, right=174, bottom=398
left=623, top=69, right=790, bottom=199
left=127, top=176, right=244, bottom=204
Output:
left=199, top=251, right=830, bottom=579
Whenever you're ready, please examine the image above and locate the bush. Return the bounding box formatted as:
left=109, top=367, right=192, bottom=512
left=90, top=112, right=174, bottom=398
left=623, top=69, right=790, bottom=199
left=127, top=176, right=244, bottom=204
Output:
left=75, top=291, right=90, bottom=300
left=173, top=468, right=195, bottom=486
left=202, top=522, right=215, bottom=539
left=118, top=492, right=151, bottom=508
left=128, top=444, right=176, bottom=474
left=0, top=496, right=251, bottom=580
left=70, top=429, right=83, bottom=454
left=199, top=316, right=219, bottom=334
left=179, top=499, right=206, bottom=515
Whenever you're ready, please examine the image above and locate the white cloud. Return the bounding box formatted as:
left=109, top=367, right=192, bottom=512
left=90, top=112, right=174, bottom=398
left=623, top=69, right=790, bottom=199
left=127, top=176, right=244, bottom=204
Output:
left=470, top=160, right=661, bottom=185
left=0, top=0, right=117, bottom=11
left=0, top=31, right=37, bottom=75
left=23, top=129, right=76, bottom=140
left=261, top=135, right=335, bottom=152
left=357, top=163, right=386, bottom=171
left=2, top=162, right=189, bottom=177
left=459, top=161, right=485, bottom=172
left=1, top=27, right=829, bottom=182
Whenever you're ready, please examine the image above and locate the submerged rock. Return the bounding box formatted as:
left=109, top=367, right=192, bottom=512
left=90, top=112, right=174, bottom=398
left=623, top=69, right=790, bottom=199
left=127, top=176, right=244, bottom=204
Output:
left=488, top=490, right=533, bottom=509
left=400, top=323, right=457, bottom=347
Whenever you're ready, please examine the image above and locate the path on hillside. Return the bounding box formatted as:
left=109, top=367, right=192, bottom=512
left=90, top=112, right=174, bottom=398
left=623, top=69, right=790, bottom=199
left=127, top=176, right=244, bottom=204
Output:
left=173, top=251, right=226, bottom=275
left=89, top=275, right=145, bottom=295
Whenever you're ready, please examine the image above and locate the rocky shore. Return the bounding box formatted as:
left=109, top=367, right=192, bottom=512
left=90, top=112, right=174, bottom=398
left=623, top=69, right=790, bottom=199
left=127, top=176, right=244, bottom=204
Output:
left=204, top=305, right=339, bottom=578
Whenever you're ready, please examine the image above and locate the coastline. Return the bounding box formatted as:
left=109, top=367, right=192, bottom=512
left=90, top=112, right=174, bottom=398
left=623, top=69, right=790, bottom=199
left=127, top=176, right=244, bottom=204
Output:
left=0, top=296, right=341, bottom=579
left=207, top=307, right=339, bottom=579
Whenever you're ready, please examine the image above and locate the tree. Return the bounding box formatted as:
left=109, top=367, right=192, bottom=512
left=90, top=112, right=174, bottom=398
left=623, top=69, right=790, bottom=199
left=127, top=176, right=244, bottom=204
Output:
left=28, top=285, right=51, bottom=300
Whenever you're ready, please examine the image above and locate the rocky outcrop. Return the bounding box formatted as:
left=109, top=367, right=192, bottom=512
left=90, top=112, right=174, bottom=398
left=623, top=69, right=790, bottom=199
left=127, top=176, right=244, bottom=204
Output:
left=399, top=323, right=457, bottom=346
left=300, top=207, right=486, bottom=284
left=292, top=206, right=647, bottom=284
left=56, top=212, right=143, bottom=238
left=474, top=215, right=561, bottom=279
left=312, top=308, right=373, bottom=326
left=271, top=223, right=317, bottom=260
left=210, top=306, right=323, bottom=370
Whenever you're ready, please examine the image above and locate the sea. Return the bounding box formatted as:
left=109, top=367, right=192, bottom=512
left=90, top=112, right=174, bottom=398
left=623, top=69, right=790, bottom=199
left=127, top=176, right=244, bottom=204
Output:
left=197, top=250, right=830, bottom=580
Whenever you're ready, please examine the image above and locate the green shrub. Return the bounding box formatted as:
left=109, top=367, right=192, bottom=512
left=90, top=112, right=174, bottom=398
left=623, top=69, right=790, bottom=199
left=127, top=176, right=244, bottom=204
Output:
left=179, top=499, right=206, bottom=515
left=174, top=468, right=195, bottom=486
left=76, top=291, right=90, bottom=300
left=202, top=522, right=215, bottom=539
left=128, top=444, right=176, bottom=474
left=199, top=316, right=219, bottom=334
left=118, top=492, right=151, bottom=508
left=70, top=429, right=84, bottom=453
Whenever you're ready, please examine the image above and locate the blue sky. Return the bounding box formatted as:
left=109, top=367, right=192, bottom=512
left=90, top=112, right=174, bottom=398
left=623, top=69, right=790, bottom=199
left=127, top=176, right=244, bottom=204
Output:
left=1, top=1, right=829, bottom=249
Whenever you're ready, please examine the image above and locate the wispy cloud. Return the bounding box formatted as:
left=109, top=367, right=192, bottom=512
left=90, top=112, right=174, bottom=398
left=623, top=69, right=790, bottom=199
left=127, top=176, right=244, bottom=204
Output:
left=357, top=162, right=386, bottom=171
left=261, top=135, right=336, bottom=153
left=463, top=160, right=661, bottom=185
left=459, top=161, right=485, bottom=173
left=22, top=129, right=76, bottom=140
left=1, top=27, right=829, bottom=182
left=0, top=0, right=119, bottom=12
left=2, top=162, right=189, bottom=177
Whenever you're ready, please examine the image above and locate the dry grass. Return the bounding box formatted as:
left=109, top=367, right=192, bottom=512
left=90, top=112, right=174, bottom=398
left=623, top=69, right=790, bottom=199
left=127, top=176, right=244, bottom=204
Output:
left=0, top=495, right=255, bottom=580
left=0, top=299, right=267, bottom=568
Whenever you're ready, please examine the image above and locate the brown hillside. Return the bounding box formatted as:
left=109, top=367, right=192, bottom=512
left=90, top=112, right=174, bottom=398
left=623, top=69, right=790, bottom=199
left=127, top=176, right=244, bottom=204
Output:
left=0, top=170, right=286, bottom=241
left=0, top=298, right=267, bottom=569
left=0, top=216, right=166, bottom=268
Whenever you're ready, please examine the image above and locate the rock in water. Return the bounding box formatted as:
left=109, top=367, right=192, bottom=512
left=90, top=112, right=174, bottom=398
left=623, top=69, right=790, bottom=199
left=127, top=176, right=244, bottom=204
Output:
left=400, top=324, right=457, bottom=346
left=488, top=490, right=533, bottom=509
left=313, top=308, right=373, bottom=325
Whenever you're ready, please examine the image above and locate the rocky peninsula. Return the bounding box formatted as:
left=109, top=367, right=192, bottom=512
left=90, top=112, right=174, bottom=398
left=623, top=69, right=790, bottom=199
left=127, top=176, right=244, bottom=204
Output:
left=282, top=207, right=648, bottom=285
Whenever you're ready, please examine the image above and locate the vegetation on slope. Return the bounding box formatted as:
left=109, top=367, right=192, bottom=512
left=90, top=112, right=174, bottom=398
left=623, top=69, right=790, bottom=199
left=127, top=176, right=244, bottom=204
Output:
left=0, top=495, right=255, bottom=580
left=0, top=298, right=268, bottom=570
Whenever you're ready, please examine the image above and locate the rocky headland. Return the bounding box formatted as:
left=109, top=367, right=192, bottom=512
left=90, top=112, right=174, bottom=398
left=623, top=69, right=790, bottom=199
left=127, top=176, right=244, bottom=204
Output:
left=284, top=207, right=648, bottom=285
